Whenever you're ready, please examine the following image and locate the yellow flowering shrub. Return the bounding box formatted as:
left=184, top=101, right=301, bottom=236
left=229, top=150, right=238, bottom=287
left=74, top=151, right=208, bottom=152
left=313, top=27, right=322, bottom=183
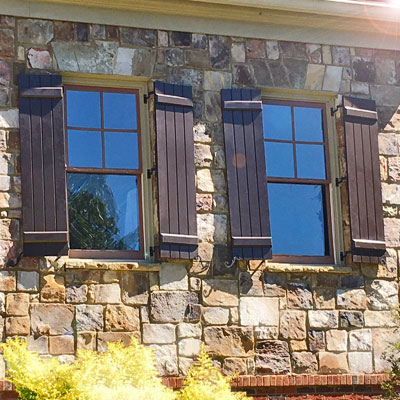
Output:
left=1, top=337, right=251, bottom=400
left=179, top=344, right=252, bottom=400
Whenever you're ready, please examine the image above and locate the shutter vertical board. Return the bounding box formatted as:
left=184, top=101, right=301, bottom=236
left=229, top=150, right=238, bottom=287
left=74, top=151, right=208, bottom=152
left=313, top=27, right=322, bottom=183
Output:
left=222, top=88, right=272, bottom=260
left=343, top=96, right=385, bottom=262
left=155, top=81, right=197, bottom=259
left=19, top=74, right=68, bottom=256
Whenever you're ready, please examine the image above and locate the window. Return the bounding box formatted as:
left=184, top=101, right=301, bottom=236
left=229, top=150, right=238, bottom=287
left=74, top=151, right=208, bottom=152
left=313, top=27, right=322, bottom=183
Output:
left=65, top=86, right=144, bottom=259
left=262, top=100, right=334, bottom=264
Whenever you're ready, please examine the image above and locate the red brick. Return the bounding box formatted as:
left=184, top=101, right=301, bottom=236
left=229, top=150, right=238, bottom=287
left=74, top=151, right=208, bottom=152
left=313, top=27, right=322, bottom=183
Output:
left=263, top=376, right=270, bottom=386
left=321, top=375, right=328, bottom=385
left=257, top=376, right=263, bottom=386
left=276, top=376, right=283, bottom=386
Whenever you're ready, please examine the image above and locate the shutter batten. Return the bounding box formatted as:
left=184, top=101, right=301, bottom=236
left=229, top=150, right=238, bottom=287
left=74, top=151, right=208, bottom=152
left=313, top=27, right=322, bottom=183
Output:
left=222, top=88, right=272, bottom=260
left=19, top=74, right=69, bottom=257
left=343, top=96, right=385, bottom=262
left=155, top=81, right=198, bottom=259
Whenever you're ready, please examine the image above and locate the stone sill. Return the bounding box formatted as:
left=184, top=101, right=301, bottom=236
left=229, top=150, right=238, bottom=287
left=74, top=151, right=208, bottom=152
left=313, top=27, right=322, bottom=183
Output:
left=50, top=257, right=161, bottom=271
left=264, top=263, right=352, bottom=274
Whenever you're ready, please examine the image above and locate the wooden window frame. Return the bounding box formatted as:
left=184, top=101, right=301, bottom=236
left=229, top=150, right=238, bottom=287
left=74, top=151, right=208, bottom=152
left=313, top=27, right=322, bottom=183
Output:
left=64, top=84, right=145, bottom=259
left=263, top=99, right=334, bottom=264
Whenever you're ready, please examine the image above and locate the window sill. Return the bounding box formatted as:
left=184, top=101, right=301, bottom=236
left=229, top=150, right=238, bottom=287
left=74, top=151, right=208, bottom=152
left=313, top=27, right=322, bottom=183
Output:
left=264, top=262, right=352, bottom=274
left=44, top=256, right=161, bottom=272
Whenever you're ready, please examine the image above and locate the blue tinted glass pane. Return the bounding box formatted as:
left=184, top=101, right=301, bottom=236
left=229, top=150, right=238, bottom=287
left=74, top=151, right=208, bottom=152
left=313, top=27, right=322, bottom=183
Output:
left=262, top=104, right=292, bottom=140
left=66, top=90, right=101, bottom=128
left=68, top=130, right=102, bottom=168
left=296, top=144, right=326, bottom=179
left=268, top=183, right=327, bottom=256
left=294, top=107, right=323, bottom=142
left=103, top=93, right=137, bottom=130
left=68, top=173, right=140, bottom=251
left=105, top=132, right=139, bottom=169
left=265, top=142, right=294, bottom=178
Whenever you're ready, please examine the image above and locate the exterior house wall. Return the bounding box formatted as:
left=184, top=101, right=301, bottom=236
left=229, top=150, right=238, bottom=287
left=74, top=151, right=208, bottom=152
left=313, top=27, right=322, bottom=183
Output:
left=0, top=11, right=399, bottom=398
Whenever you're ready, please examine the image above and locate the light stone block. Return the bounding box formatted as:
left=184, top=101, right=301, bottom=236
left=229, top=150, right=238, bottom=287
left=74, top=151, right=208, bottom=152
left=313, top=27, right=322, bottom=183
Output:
left=178, top=338, right=201, bottom=357
left=349, top=329, right=372, bottom=351
left=0, top=109, right=19, bottom=128
left=202, top=307, right=229, bottom=325
left=240, top=297, right=278, bottom=326
left=304, top=64, right=325, bottom=90
left=143, top=323, right=176, bottom=344
left=326, top=330, right=347, bottom=352
left=348, top=352, right=373, bottom=373
left=177, top=322, right=202, bottom=338
left=308, top=310, right=338, bottom=329
left=160, top=264, right=188, bottom=291
left=322, top=66, right=342, bottom=92
left=149, top=344, right=178, bottom=375
left=17, top=271, right=39, bottom=292
left=114, top=47, right=134, bottom=75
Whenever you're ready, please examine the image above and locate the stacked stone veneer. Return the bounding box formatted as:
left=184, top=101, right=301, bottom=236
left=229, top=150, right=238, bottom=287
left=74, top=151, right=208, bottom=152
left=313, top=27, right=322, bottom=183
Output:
left=0, top=14, right=399, bottom=381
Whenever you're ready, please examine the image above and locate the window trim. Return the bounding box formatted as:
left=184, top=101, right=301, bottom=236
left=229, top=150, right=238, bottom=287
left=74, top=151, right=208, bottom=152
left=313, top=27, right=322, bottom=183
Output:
left=262, top=92, right=343, bottom=265
left=61, top=74, right=153, bottom=260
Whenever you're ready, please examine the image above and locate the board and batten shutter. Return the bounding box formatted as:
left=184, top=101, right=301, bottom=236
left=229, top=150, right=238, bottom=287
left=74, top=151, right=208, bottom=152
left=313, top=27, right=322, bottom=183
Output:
left=154, top=81, right=198, bottom=259
left=222, top=88, right=272, bottom=260
left=19, top=74, right=69, bottom=256
left=343, top=96, right=386, bottom=263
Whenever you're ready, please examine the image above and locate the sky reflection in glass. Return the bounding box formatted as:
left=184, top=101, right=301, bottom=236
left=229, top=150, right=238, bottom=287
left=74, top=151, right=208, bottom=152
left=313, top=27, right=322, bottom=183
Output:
left=103, top=93, right=137, bottom=130
left=263, top=104, right=292, bottom=140
left=265, top=142, right=294, bottom=178
left=68, top=130, right=102, bottom=168
left=105, top=132, right=139, bottom=169
left=294, top=107, right=323, bottom=142
left=268, top=183, right=326, bottom=256
left=67, top=90, right=101, bottom=128
left=296, top=144, right=326, bottom=180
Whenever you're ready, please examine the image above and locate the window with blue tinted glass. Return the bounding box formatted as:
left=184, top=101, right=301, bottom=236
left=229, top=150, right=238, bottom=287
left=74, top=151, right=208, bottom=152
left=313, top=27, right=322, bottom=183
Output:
left=262, top=100, right=332, bottom=261
left=65, top=86, right=143, bottom=257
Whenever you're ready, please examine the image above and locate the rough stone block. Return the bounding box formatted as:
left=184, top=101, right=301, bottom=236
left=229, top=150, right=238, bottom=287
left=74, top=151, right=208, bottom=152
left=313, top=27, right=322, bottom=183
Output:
left=349, top=329, right=372, bottom=351
left=0, top=271, right=15, bottom=292
left=177, top=322, right=201, bottom=338
left=308, top=310, right=338, bottom=329
left=27, top=48, right=52, bottom=69
left=202, top=279, right=238, bottom=307
left=31, top=304, right=74, bottom=335
left=17, top=19, right=53, bottom=44
left=77, top=332, right=96, bottom=350
left=266, top=41, right=279, bottom=60
left=364, top=310, right=397, bottom=327
left=322, top=66, right=342, bottom=91
left=332, top=46, right=350, bottom=66
left=49, top=335, right=74, bottom=355
left=255, top=326, right=278, bottom=340
left=105, top=305, right=140, bottom=332
left=97, top=332, right=137, bottom=352
left=66, top=285, right=88, bottom=303
left=287, top=282, right=313, bottom=309
left=121, top=272, right=149, bottom=305
left=114, top=47, right=134, bottom=75
left=89, top=284, right=121, bottom=304
left=149, top=344, right=178, bottom=375
left=204, top=326, right=254, bottom=357
left=223, top=357, right=247, bottom=375
left=279, top=310, right=306, bottom=340
left=202, top=307, right=229, bottom=325
left=239, top=270, right=263, bottom=296
left=0, top=29, right=14, bottom=57
left=27, top=335, right=48, bottom=354
left=6, top=316, right=30, bottom=336
left=326, top=329, right=347, bottom=352
left=41, top=275, right=65, bottom=303
left=17, top=271, right=39, bottom=292
left=304, top=64, right=325, bottom=90
left=150, top=291, right=200, bottom=323
left=348, top=352, right=373, bottom=373
left=240, top=297, right=279, bottom=327
left=209, top=36, right=231, bottom=69
left=6, top=293, right=29, bottom=316
left=366, top=279, right=398, bottom=310
left=309, top=330, right=325, bottom=351
left=160, top=264, right=188, bottom=291
left=340, top=311, right=364, bottom=328
left=178, top=338, right=201, bottom=357
left=319, top=352, right=348, bottom=373
left=292, top=352, right=318, bottom=374
left=119, top=27, right=155, bottom=47
left=256, top=340, right=291, bottom=374
left=75, top=305, right=104, bottom=332
left=0, top=109, right=19, bottom=129
left=313, top=288, right=335, bottom=310
left=143, top=323, right=176, bottom=344
left=337, top=288, right=367, bottom=310
left=231, top=42, right=245, bottom=63
left=373, top=328, right=400, bottom=372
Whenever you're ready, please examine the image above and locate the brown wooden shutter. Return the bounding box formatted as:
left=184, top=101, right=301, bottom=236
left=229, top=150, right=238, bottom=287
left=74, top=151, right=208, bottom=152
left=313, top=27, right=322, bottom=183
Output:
left=343, top=96, right=385, bottom=263
left=222, top=88, right=272, bottom=260
left=154, top=81, right=197, bottom=259
left=19, top=74, right=68, bottom=256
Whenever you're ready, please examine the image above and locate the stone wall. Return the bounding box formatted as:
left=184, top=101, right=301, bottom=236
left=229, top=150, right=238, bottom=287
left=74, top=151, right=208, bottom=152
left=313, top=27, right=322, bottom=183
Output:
left=0, top=14, right=399, bottom=383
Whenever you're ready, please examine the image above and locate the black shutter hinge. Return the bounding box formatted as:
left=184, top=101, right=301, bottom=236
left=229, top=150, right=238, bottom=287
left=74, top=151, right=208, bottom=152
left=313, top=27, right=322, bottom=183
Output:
left=143, top=91, right=154, bottom=104
left=336, top=176, right=347, bottom=187
left=331, top=104, right=343, bottom=117
left=147, top=167, right=156, bottom=179
left=149, top=246, right=155, bottom=257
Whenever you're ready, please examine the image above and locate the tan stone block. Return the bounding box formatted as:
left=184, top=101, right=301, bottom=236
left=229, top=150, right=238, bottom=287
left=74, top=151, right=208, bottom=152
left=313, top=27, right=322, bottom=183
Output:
left=314, top=288, right=336, bottom=309
left=202, top=279, right=238, bottom=307
left=239, top=270, right=263, bottom=296
left=290, top=340, right=307, bottom=352
left=304, top=64, right=325, bottom=91
left=6, top=316, right=30, bottom=336
left=0, top=271, right=15, bottom=291
left=121, top=272, right=149, bottom=305
left=27, top=335, right=48, bottom=354
left=89, top=283, right=121, bottom=304
left=319, top=352, right=348, bottom=373
left=326, top=329, right=347, bottom=351
left=102, top=271, right=120, bottom=284
left=40, top=274, right=65, bottom=303
left=49, top=335, right=74, bottom=355
left=31, top=304, right=74, bottom=335
left=222, top=357, right=247, bottom=375
left=385, top=218, right=400, bottom=247
left=280, top=310, right=306, bottom=340
left=6, top=293, right=29, bottom=316
left=105, top=305, right=140, bottom=332
left=337, top=288, right=367, bottom=310
left=77, top=332, right=96, bottom=351
left=97, top=332, right=139, bottom=352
